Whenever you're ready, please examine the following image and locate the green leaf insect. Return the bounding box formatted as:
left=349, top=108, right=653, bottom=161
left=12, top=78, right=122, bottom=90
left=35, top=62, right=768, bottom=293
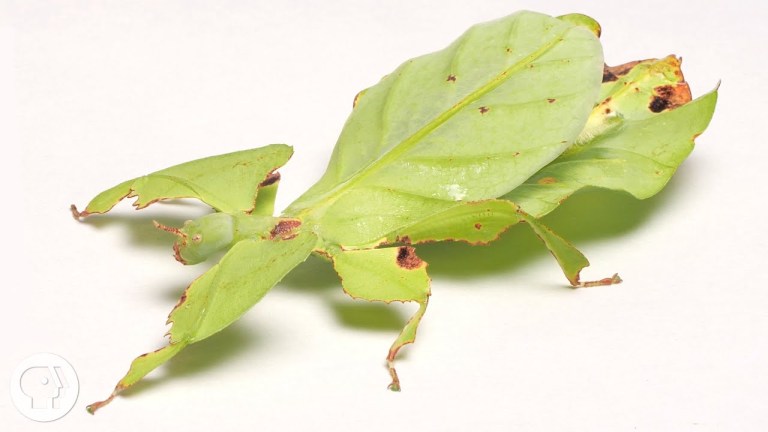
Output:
left=71, top=11, right=717, bottom=413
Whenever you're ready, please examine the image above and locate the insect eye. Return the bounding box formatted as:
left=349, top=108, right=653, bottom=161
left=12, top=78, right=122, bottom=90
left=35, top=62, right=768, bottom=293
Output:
left=192, top=234, right=203, bottom=243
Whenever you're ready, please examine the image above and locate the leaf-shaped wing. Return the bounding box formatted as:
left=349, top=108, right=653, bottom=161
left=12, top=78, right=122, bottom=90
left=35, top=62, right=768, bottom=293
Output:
left=87, top=230, right=317, bottom=413
left=383, top=57, right=717, bottom=244
left=284, top=11, right=604, bottom=247
left=504, top=57, right=718, bottom=217
left=73, top=144, right=293, bottom=217
left=378, top=57, right=715, bottom=286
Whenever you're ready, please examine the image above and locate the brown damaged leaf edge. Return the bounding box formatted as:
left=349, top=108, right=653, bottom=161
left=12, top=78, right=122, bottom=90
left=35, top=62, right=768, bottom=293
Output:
left=171, top=292, right=189, bottom=314
left=649, top=82, right=692, bottom=113
left=258, top=171, right=281, bottom=187
left=71, top=156, right=290, bottom=220
left=396, top=246, right=424, bottom=270
left=602, top=60, right=644, bottom=82
left=352, top=90, right=365, bottom=108
left=70, top=187, right=127, bottom=220
left=71, top=190, right=167, bottom=219
left=165, top=285, right=192, bottom=330
left=395, top=235, right=412, bottom=245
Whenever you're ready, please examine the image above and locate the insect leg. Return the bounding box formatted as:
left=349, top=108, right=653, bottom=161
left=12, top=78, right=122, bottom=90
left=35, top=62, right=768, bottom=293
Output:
left=518, top=211, right=622, bottom=287
left=331, top=246, right=431, bottom=391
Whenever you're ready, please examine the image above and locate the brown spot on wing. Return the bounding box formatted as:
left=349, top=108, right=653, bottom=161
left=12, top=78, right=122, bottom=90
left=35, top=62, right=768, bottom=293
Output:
left=478, top=106, right=490, bottom=115
left=537, top=177, right=558, bottom=185
left=651, top=83, right=692, bottom=112
left=649, top=97, right=669, bottom=113
left=649, top=82, right=692, bottom=113
left=446, top=74, right=457, bottom=82
left=396, top=246, right=423, bottom=270
left=270, top=219, right=302, bottom=240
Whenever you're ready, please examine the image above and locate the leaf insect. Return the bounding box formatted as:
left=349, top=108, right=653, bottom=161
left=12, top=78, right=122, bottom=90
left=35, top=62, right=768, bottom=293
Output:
left=71, top=11, right=717, bottom=413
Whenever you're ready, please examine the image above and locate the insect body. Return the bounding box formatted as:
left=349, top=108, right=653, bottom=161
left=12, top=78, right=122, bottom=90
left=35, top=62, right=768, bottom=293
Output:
left=71, top=11, right=717, bottom=413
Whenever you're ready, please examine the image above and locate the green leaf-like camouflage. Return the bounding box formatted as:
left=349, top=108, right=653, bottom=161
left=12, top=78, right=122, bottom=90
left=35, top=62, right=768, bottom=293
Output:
left=71, top=10, right=717, bottom=413
left=285, top=12, right=604, bottom=246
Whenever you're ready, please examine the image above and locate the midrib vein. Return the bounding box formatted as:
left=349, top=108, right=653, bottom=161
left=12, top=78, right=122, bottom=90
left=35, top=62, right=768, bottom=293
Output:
left=294, top=27, right=572, bottom=219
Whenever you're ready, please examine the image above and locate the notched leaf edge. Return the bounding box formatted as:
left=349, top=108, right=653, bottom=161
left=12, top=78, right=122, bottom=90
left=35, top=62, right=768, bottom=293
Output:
left=71, top=146, right=294, bottom=219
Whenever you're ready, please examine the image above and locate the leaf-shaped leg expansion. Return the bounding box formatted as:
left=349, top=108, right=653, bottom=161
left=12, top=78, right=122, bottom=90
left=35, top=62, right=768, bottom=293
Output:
left=72, top=144, right=293, bottom=218
left=387, top=200, right=620, bottom=288
left=331, top=246, right=431, bottom=391
left=87, top=230, right=317, bottom=414
left=516, top=212, right=621, bottom=287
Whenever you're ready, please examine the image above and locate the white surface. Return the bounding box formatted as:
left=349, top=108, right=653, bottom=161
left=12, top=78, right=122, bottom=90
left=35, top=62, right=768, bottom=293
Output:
left=2, top=1, right=766, bottom=431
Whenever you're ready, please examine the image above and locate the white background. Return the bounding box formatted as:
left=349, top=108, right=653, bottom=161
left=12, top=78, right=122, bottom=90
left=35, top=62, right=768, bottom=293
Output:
left=1, top=1, right=765, bottom=431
